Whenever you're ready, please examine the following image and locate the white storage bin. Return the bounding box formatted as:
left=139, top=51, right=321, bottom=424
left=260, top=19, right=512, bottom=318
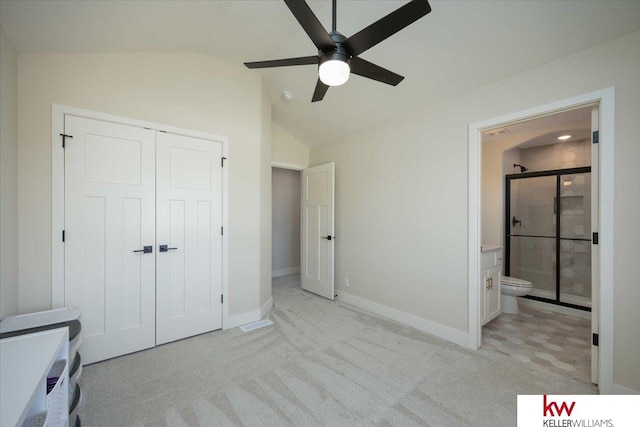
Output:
left=21, top=411, right=47, bottom=427
left=69, top=384, right=82, bottom=423
left=69, top=352, right=82, bottom=390
left=0, top=308, right=81, bottom=334
left=1, top=328, right=69, bottom=427
left=46, top=360, right=68, bottom=427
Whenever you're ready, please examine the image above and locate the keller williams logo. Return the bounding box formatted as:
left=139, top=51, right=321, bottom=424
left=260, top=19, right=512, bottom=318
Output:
left=543, top=395, right=576, bottom=417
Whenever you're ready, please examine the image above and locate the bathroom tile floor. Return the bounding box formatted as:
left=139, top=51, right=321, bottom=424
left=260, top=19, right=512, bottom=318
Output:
left=482, top=303, right=592, bottom=384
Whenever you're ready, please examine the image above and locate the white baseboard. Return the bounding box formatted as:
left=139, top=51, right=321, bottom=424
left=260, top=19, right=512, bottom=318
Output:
left=225, top=297, right=273, bottom=329
left=272, top=266, right=300, bottom=278
left=611, top=384, right=640, bottom=395
left=519, top=298, right=591, bottom=319
left=260, top=297, right=273, bottom=319
left=336, top=290, right=469, bottom=347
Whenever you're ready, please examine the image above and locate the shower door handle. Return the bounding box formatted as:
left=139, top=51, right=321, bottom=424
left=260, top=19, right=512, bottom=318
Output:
left=512, top=216, right=522, bottom=227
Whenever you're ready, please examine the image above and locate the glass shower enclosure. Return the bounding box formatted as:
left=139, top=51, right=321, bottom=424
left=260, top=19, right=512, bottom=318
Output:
left=505, top=167, right=592, bottom=310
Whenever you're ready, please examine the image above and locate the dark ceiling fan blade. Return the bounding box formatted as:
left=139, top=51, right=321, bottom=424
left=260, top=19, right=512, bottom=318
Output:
left=343, top=0, right=432, bottom=57
left=350, top=57, right=404, bottom=86
left=312, top=79, right=329, bottom=102
left=284, top=0, right=335, bottom=51
left=244, top=56, right=319, bottom=69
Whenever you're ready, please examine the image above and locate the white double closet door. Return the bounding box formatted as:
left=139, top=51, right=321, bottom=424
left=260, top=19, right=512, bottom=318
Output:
left=64, top=116, right=222, bottom=364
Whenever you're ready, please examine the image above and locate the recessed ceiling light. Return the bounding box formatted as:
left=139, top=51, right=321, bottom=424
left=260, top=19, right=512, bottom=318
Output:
left=558, top=135, right=572, bottom=140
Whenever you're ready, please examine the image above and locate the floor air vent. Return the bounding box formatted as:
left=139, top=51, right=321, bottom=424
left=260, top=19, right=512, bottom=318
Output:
left=239, top=319, right=273, bottom=332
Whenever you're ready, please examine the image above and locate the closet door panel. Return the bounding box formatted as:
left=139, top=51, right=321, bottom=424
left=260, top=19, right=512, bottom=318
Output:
left=156, top=133, right=223, bottom=345
left=64, top=116, right=156, bottom=364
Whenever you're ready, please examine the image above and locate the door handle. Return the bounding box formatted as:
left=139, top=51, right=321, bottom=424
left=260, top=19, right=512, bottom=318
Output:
left=159, top=245, right=178, bottom=252
left=133, top=246, right=153, bottom=254
left=321, top=235, right=333, bottom=241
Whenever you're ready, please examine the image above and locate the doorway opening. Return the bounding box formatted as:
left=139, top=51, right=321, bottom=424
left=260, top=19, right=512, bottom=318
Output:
left=468, top=88, right=614, bottom=393
left=270, top=162, right=336, bottom=300
left=481, top=105, right=595, bottom=384
left=271, top=166, right=302, bottom=282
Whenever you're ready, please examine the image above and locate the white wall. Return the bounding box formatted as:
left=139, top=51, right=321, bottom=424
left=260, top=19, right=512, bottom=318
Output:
left=0, top=26, right=19, bottom=319
left=482, top=140, right=522, bottom=248
left=272, top=122, right=309, bottom=167
left=259, top=88, right=272, bottom=312
left=271, top=168, right=301, bottom=275
left=16, top=53, right=271, bottom=319
left=310, top=31, right=640, bottom=392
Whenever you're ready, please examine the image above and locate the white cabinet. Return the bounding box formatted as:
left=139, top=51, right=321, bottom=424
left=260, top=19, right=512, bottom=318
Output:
left=485, top=266, right=501, bottom=322
left=481, top=247, right=502, bottom=325
left=0, top=308, right=82, bottom=426
left=0, top=328, right=69, bottom=427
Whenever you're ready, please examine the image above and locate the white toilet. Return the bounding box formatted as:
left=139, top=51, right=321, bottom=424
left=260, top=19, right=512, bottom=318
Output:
left=500, top=276, right=533, bottom=314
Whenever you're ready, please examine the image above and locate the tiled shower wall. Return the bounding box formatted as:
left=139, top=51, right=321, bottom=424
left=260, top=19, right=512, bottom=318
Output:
left=520, top=139, right=591, bottom=171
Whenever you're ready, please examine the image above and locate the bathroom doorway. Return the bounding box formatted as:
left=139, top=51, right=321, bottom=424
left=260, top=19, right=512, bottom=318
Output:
left=482, top=107, right=595, bottom=384
left=468, top=88, right=615, bottom=392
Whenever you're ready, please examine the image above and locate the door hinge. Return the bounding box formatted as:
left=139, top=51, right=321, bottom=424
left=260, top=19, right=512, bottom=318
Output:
left=221, top=226, right=224, bottom=236
left=62, top=230, right=65, bottom=242
left=592, top=232, right=599, bottom=245
left=60, top=134, right=73, bottom=148
left=221, top=157, right=227, bottom=167
left=592, top=333, right=599, bottom=346
left=592, top=130, right=599, bottom=144
left=221, top=294, right=223, bottom=304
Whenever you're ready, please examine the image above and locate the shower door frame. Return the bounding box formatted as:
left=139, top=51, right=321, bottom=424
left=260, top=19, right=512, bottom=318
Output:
left=505, top=166, right=592, bottom=311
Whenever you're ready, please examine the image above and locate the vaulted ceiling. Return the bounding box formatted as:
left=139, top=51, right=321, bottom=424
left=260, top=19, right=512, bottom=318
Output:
left=2, top=0, right=639, bottom=146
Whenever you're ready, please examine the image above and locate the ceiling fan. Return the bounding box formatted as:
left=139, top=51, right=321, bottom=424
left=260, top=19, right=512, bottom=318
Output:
left=244, top=0, right=432, bottom=102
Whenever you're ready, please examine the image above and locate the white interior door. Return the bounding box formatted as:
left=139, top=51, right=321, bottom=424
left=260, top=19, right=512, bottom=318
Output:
left=156, top=133, right=223, bottom=345
left=64, top=116, right=156, bottom=364
left=301, top=163, right=335, bottom=300
left=591, top=106, right=600, bottom=384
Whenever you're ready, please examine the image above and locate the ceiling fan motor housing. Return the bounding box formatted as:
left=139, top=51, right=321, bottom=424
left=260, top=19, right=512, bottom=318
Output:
left=320, top=32, right=350, bottom=64
left=319, top=49, right=350, bottom=66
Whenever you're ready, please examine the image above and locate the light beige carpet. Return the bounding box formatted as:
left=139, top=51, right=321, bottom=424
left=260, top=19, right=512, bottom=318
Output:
left=80, top=275, right=596, bottom=426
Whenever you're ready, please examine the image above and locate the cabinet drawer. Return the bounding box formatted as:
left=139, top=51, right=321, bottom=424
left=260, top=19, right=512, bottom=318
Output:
left=481, top=249, right=503, bottom=269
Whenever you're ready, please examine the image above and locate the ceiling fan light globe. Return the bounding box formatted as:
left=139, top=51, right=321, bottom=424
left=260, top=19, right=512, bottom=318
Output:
left=319, top=59, right=350, bottom=86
